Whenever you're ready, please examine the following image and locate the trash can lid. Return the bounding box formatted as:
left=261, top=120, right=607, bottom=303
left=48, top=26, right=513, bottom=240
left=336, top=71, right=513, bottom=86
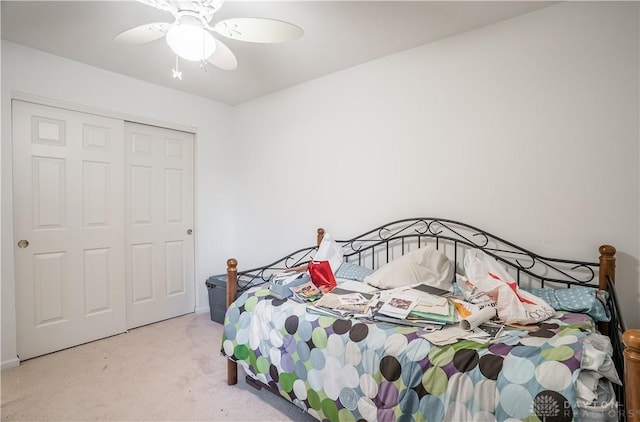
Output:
left=205, top=275, right=227, bottom=288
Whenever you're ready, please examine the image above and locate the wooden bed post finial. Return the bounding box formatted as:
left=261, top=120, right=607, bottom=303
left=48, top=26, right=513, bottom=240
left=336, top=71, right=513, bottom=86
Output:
left=226, top=258, right=238, bottom=386
left=623, top=330, right=640, bottom=421
left=227, top=258, right=238, bottom=272
left=317, top=228, right=325, bottom=247
left=598, top=244, right=616, bottom=291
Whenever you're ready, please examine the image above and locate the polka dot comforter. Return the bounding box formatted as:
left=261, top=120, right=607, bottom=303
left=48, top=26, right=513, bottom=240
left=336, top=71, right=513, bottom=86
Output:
left=221, top=287, right=604, bottom=422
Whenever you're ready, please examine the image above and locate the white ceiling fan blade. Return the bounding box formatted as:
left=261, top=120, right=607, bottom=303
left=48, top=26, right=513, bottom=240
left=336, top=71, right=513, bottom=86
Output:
left=206, top=38, right=238, bottom=70
left=214, top=18, right=303, bottom=44
left=114, top=22, right=170, bottom=45
left=138, top=0, right=225, bottom=16
left=136, top=0, right=177, bottom=15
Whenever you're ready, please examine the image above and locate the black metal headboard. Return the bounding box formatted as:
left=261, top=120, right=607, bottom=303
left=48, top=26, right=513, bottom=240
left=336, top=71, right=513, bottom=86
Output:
left=336, top=218, right=601, bottom=289
left=235, top=218, right=603, bottom=289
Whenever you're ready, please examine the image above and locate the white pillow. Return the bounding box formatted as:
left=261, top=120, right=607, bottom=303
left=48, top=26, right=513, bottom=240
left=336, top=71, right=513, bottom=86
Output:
left=363, top=245, right=454, bottom=291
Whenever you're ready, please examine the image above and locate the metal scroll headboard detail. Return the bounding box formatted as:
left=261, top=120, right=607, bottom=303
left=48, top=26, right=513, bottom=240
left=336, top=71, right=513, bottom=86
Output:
left=234, top=245, right=318, bottom=292
left=336, top=218, right=599, bottom=288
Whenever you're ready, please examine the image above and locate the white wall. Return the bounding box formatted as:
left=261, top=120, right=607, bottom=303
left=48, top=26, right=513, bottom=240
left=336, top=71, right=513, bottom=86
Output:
left=232, top=2, right=640, bottom=328
left=1, top=41, right=237, bottom=367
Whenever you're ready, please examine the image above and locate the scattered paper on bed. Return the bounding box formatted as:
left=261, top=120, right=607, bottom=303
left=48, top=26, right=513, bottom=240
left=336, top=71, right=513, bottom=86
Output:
left=460, top=306, right=497, bottom=330
left=290, top=280, right=323, bottom=302
left=413, top=301, right=450, bottom=316
left=314, top=291, right=373, bottom=315
left=337, top=279, right=379, bottom=294
left=405, top=289, right=448, bottom=306
left=338, top=292, right=368, bottom=305
left=378, top=295, right=418, bottom=319
left=463, top=324, right=507, bottom=344
left=409, top=283, right=451, bottom=298
left=420, top=326, right=470, bottom=345
left=306, top=304, right=351, bottom=318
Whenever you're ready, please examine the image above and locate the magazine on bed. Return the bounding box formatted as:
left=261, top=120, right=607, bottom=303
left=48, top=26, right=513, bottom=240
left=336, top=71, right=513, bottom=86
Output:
left=412, top=283, right=452, bottom=297
left=408, top=302, right=457, bottom=324
left=375, top=285, right=456, bottom=324
left=314, top=290, right=373, bottom=314
left=377, top=295, right=419, bottom=319
left=290, top=280, right=323, bottom=302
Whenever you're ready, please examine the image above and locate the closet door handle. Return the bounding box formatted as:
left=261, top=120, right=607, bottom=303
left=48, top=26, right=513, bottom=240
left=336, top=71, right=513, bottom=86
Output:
left=187, top=229, right=193, bottom=235
left=17, top=239, right=29, bottom=248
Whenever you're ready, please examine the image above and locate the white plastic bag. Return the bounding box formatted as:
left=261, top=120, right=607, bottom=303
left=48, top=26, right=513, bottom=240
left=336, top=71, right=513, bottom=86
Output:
left=463, top=249, right=555, bottom=325
left=314, top=233, right=343, bottom=274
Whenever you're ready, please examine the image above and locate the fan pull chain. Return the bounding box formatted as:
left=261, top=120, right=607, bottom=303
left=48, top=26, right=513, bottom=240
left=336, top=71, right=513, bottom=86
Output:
left=172, top=55, right=183, bottom=80
left=200, top=30, right=209, bottom=72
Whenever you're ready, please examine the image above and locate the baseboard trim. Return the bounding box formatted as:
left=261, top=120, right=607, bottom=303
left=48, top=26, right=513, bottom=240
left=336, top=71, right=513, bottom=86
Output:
left=195, top=306, right=210, bottom=315
left=1, top=357, right=20, bottom=370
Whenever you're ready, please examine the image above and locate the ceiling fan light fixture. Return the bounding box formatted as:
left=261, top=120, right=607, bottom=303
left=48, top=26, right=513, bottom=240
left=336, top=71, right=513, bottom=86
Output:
left=166, top=22, right=216, bottom=61
left=117, top=1, right=302, bottom=72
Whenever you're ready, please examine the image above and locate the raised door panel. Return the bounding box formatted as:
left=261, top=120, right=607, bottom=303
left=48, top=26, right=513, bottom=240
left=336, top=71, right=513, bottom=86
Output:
left=131, top=243, right=154, bottom=303
left=33, top=252, right=67, bottom=326
left=32, top=157, right=66, bottom=229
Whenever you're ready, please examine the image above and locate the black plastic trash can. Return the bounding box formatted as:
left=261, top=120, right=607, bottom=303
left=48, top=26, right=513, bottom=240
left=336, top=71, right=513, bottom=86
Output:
left=205, top=275, right=228, bottom=324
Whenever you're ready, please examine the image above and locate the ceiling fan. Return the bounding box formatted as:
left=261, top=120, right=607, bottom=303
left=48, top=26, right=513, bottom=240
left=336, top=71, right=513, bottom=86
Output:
left=114, top=0, right=303, bottom=71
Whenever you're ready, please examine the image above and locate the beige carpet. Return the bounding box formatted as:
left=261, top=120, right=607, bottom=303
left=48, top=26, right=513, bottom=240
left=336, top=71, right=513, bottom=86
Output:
left=1, top=313, right=317, bottom=421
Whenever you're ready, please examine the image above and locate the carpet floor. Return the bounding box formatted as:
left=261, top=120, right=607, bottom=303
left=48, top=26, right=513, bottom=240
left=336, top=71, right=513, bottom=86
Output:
left=1, top=312, right=317, bottom=421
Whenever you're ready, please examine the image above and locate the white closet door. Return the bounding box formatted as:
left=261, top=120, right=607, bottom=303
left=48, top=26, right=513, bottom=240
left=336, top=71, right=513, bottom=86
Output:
left=13, top=100, right=127, bottom=360
left=124, top=122, right=195, bottom=329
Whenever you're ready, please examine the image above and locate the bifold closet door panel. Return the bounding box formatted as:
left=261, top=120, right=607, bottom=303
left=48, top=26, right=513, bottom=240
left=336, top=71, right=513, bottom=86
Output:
left=12, top=100, right=127, bottom=360
left=124, top=122, right=195, bottom=329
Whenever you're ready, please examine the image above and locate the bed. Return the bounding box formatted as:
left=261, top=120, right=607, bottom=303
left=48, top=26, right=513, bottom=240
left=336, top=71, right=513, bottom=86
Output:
left=220, top=218, right=640, bottom=421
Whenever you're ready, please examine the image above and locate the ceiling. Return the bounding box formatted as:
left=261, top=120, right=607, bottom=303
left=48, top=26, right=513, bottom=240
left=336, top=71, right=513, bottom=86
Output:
left=1, top=1, right=556, bottom=106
